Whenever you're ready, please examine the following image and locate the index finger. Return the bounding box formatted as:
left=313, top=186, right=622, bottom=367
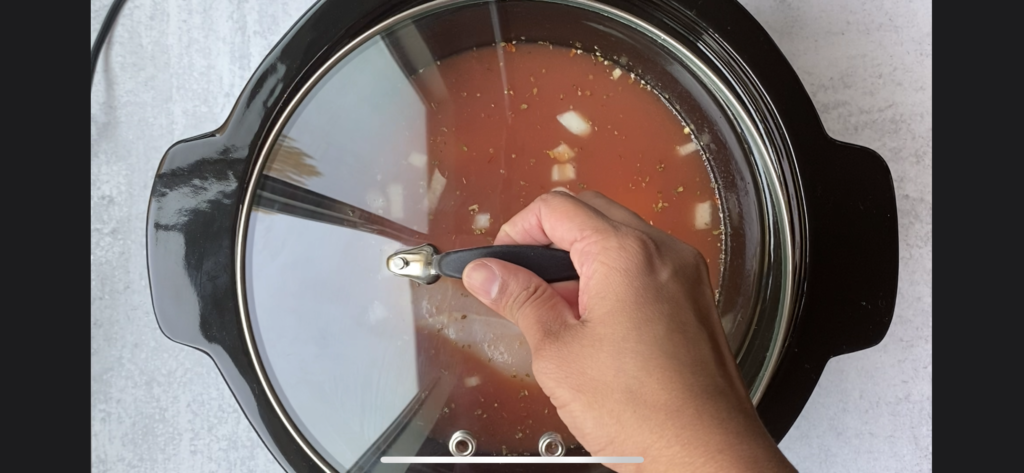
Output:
left=493, top=192, right=618, bottom=253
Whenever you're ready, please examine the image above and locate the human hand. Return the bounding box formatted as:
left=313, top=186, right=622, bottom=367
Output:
left=461, top=190, right=794, bottom=472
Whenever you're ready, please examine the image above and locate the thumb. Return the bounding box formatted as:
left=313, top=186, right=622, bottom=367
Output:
left=462, top=258, right=577, bottom=346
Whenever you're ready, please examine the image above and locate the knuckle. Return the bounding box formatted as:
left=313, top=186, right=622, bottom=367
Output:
left=616, top=227, right=712, bottom=283
left=686, top=247, right=710, bottom=272
left=619, top=227, right=660, bottom=262
left=536, top=191, right=563, bottom=206
left=671, top=239, right=709, bottom=273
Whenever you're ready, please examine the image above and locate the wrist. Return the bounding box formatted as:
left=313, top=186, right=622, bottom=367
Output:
left=626, top=409, right=793, bottom=473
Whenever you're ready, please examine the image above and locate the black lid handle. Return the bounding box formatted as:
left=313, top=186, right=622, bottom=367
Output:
left=437, top=245, right=579, bottom=283
left=387, top=244, right=579, bottom=285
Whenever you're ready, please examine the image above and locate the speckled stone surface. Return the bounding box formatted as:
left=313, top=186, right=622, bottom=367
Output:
left=90, top=1, right=931, bottom=471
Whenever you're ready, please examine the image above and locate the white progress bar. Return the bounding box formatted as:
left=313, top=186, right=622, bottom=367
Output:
left=381, top=457, right=643, bottom=464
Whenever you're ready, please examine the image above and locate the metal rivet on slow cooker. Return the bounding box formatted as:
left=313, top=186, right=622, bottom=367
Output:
left=389, top=256, right=409, bottom=271
left=449, top=430, right=476, bottom=457
left=538, top=432, right=565, bottom=457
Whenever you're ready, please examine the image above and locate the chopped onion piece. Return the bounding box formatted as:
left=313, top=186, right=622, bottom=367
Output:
left=427, top=169, right=447, bottom=213
left=676, top=142, right=698, bottom=156
left=556, top=110, right=592, bottom=137
left=464, top=376, right=481, bottom=387
left=386, top=183, right=404, bottom=219
left=551, top=186, right=574, bottom=195
left=472, top=212, right=491, bottom=230
left=694, top=201, right=712, bottom=230
left=611, top=68, right=622, bottom=80
left=407, top=151, right=427, bottom=168
left=551, top=163, right=576, bottom=182
left=549, top=143, right=576, bottom=162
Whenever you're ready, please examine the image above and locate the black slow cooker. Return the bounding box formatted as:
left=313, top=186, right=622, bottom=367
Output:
left=147, top=0, right=898, bottom=471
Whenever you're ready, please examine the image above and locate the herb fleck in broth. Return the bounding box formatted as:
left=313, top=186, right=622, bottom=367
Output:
left=410, top=42, right=723, bottom=454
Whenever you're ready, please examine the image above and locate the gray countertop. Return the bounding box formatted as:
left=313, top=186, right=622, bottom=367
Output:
left=90, top=0, right=931, bottom=471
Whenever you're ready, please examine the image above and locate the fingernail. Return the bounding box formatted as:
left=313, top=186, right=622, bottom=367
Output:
left=463, top=261, right=499, bottom=301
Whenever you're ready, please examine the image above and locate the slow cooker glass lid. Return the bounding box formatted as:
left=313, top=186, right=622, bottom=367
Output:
left=239, top=0, right=792, bottom=470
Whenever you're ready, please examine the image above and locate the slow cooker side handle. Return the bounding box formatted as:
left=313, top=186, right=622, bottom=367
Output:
left=756, top=139, right=899, bottom=442
left=147, top=132, right=247, bottom=349
left=798, top=140, right=900, bottom=357
left=147, top=132, right=326, bottom=472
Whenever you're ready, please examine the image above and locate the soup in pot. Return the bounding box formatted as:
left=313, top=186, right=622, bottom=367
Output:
left=408, top=41, right=723, bottom=455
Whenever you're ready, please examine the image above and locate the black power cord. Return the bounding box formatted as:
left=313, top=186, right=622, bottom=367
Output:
left=91, top=0, right=128, bottom=90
